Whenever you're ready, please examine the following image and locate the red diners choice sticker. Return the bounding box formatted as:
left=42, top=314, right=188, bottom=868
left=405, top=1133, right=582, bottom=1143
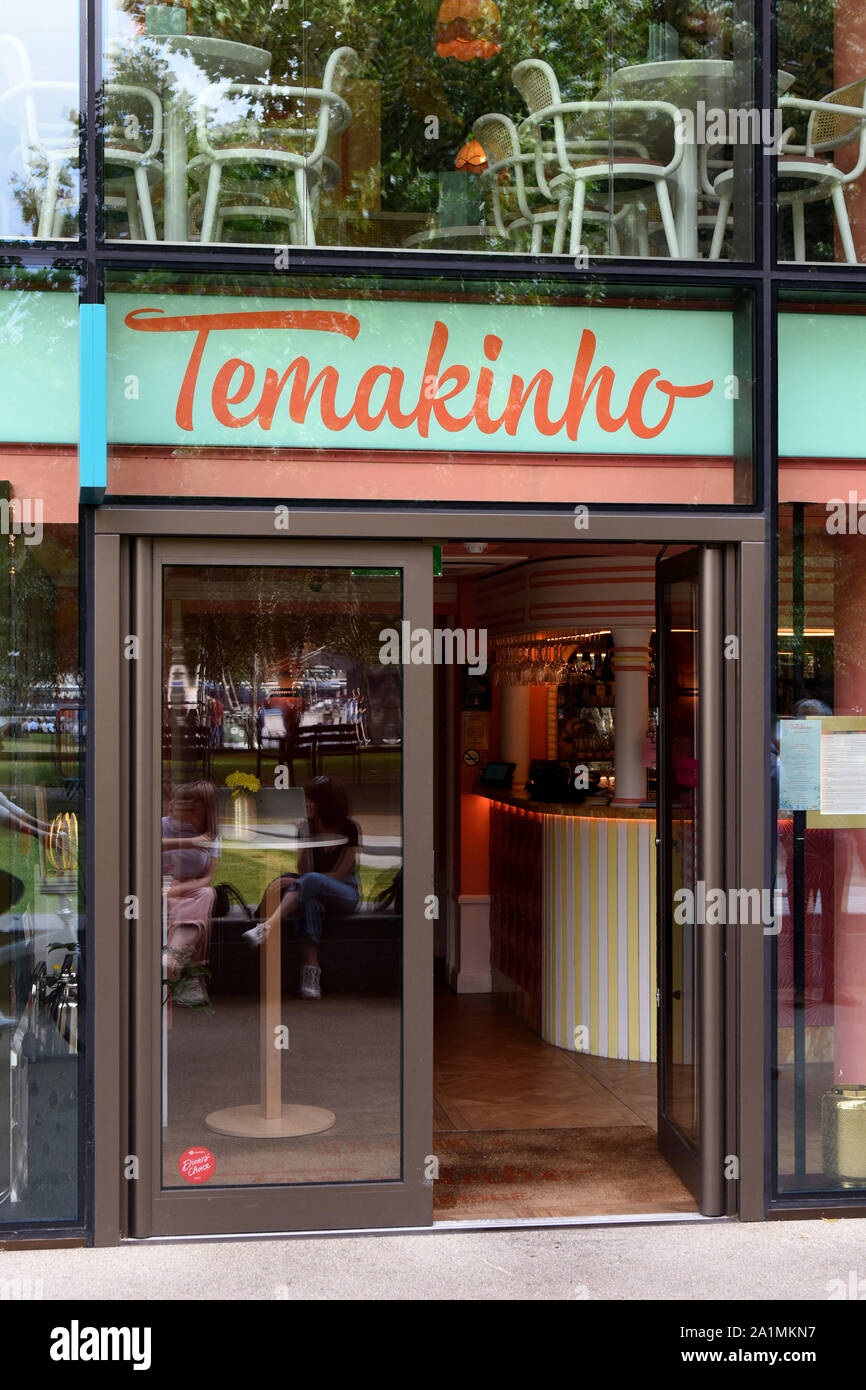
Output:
left=178, top=1147, right=216, bottom=1183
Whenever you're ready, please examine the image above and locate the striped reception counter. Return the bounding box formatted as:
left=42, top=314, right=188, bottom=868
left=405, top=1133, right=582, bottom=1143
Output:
left=542, top=807, right=657, bottom=1062
left=484, top=793, right=657, bottom=1063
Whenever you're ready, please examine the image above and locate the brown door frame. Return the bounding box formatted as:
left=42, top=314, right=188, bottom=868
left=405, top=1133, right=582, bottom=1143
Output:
left=656, top=546, right=726, bottom=1215
left=90, top=506, right=769, bottom=1241
left=93, top=529, right=434, bottom=1239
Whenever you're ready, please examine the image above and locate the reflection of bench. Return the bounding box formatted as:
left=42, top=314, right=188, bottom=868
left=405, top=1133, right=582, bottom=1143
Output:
left=312, top=727, right=361, bottom=781
left=280, top=727, right=317, bottom=784
left=208, top=901, right=400, bottom=996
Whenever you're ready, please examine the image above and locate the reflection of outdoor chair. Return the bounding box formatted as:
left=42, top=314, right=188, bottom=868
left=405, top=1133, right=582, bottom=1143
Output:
left=697, top=144, right=733, bottom=260
left=0, top=35, right=163, bottom=239
left=189, top=46, right=358, bottom=245
left=512, top=58, right=684, bottom=258
left=710, top=77, right=866, bottom=263
left=472, top=111, right=567, bottom=252
left=101, top=84, right=164, bottom=241
left=190, top=156, right=341, bottom=244
left=472, top=111, right=646, bottom=254
left=0, top=34, right=76, bottom=236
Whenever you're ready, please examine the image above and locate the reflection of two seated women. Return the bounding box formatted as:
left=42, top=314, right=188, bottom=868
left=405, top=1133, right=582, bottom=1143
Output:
left=161, top=775, right=359, bottom=1007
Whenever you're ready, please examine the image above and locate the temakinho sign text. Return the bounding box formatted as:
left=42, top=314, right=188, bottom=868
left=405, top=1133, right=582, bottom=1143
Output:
left=108, top=295, right=733, bottom=455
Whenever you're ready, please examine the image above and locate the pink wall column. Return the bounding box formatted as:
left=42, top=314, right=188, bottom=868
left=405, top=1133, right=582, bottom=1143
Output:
left=833, top=2, right=866, bottom=263
left=832, top=536, right=866, bottom=1084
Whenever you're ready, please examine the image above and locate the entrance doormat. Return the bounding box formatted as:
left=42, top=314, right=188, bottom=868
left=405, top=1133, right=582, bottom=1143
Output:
left=432, top=1126, right=697, bottom=1220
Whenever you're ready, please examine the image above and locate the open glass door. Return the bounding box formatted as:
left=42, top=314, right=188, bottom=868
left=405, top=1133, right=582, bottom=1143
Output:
left=656, top=547, right=726, bottom=1216
left=125, top=538, right=432, bottom=1237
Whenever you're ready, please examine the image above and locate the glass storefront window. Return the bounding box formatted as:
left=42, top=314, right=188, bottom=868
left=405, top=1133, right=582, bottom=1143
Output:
left=774, top=502, right=866, bottom=1194
left=102, top=0, right=755, bottom=260
left=0, top=269, right=82, bottom=1223
left=777, top=1, right=866, bottom=265
left=0, top=3, right=80, bottom=240
left=775, top=294, right=866, bottom=1196
left=160, top=563, right=402, bottom=1186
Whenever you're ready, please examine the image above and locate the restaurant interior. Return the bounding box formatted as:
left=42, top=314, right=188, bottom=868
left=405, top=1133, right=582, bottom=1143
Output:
left=429, top=538, right=695, bottom=1221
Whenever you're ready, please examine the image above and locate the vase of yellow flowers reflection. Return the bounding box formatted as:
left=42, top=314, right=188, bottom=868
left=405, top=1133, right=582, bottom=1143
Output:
left=226, top=772, right=260, bottom=840
left=47, top=812, right=78, bottom=876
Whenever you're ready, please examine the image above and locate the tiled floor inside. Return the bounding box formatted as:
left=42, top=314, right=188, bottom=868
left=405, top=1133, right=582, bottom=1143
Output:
left=433, top=990, right=698, bottom=1220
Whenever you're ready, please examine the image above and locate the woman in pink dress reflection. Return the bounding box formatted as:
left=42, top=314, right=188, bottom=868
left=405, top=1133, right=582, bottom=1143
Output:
left=161, top=781, right=220, bottom=1007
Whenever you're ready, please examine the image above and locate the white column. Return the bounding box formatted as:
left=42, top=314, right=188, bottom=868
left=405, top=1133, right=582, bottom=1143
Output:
left=611, top=627, right=652, bottom=807
left=500, top=682, right=531, bottom=790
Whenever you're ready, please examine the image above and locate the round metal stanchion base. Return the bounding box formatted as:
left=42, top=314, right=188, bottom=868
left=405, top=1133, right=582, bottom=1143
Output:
left=205, top=1104, right=336, bottom=1138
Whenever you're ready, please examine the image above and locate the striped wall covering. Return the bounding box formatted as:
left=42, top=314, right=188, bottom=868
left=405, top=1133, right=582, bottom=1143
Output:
left=542, top=815, right=657, bottom=1062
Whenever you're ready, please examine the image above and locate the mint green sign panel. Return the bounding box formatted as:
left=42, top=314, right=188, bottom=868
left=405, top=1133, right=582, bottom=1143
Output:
left=779, top=314, right=866, bottom=458
left=0, top=290, right=79, bottom=443
left=106, top=294, right=734, bottom=456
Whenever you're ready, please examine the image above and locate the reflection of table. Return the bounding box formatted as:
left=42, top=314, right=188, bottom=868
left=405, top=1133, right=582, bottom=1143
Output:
left=110, top=35, right=271, bottom=242
left=403, top=225, right=508, bottom=249
left=205, top=834, right=346, bottom=1139
left=610, top=60, right=795, bottom=257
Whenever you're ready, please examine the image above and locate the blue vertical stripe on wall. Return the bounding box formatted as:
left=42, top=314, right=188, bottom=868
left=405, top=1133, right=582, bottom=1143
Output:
left=79, top=303, right=106, bottom=503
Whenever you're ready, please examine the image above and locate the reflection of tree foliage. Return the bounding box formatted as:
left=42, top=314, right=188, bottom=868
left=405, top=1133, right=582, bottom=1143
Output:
left=172, top=567, right=398, bottom=737
left=0, top=282, right=80, bottom=364
left=778, top=0, right=834, bottom=99
left=777, top=0, right=837, bottom=260
left=0, top=545, right=61, bottom=713
left=10, top=153, right=76, bottom=239
left=106, top=260, right=623, bottom=308
left=0, top=266, right=79, bottom=295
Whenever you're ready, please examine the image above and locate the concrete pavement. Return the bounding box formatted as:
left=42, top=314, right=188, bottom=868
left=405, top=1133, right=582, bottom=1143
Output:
left=2, top=1218, right=865, bottom=1300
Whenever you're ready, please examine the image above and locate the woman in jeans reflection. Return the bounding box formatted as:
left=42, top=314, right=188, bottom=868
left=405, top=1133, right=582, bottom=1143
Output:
left=253, top=776, right=359, bottom=1000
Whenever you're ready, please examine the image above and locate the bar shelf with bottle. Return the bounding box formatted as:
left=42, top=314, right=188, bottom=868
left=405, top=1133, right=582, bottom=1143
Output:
left=475, top=620, right=658, bottom=1062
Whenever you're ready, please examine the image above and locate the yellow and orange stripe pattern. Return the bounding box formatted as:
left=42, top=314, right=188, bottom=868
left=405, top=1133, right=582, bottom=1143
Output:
left=542, top=814, right=657, bottom=1062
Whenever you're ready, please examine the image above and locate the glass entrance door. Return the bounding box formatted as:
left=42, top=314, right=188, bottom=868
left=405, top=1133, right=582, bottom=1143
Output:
left=126, top=539, right=432, bottom=1237
left=656, top=547, right=725, bottom=1215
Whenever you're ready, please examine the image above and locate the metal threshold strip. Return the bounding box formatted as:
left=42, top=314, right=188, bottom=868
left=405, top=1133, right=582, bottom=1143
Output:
left=123, top=1212, right=728, bottom=1245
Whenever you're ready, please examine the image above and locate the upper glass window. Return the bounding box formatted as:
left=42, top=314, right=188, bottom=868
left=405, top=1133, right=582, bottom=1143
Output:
left=777, top=1, right=866, bottom=265
left=0, top=3, right=80, bottom=240
left=100, top=0, right=755, bottom=261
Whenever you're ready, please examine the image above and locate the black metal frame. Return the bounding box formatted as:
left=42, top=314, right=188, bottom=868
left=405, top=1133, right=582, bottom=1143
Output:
left=2, top=0, right=865, bottom=1238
